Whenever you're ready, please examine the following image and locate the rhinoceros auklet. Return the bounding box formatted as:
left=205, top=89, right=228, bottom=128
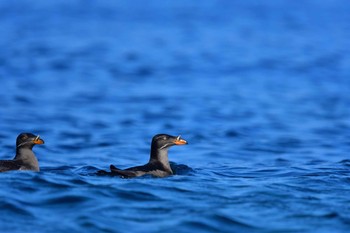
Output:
left=0, top=133, right=44, bottom=172
left=98, top=134, right=188, bottom=178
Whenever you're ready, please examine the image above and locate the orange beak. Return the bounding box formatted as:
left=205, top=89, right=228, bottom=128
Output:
left=174, top=136, right=188, bottom=145
left=33, top=135, right=45, bottom=145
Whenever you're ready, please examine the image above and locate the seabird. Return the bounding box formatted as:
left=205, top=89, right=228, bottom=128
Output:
left=0, top=133, right=44, bottom=172
left=98, top=134, right=188, bottom=178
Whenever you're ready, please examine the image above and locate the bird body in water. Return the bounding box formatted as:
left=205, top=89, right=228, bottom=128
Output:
left=0, top=133, right=44, bottom=172
left=98, top=134, right=188, bottom=178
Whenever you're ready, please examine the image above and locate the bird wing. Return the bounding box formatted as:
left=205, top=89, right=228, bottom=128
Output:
left=119, top=163, right=172, bottom=178
left=109, top=165, right=142, bottom=178
left=96, top=165, right=142, bottom=178
left=97, top=163, right=171, bottom=178
left=0, top=160, right=22, bottom=172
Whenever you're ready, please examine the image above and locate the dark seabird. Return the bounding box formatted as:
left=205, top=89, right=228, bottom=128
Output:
left=98, top=134, right=188, bottom=178
left=0, top=133, right=44, bottom=172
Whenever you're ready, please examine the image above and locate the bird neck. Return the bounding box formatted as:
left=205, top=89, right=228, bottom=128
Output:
left=149, top=146, right=171, bottom=170
left=14, top=147, right=39, bottom=170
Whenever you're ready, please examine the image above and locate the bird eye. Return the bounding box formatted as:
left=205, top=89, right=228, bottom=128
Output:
left=21, top=135, right=28, bottom=140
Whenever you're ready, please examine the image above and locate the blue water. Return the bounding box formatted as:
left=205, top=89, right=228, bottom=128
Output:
left=1, top=0, right=350, bottom=232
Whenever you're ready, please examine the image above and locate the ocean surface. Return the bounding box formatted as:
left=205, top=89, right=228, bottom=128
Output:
left=1, top=1, right=350, bottom=232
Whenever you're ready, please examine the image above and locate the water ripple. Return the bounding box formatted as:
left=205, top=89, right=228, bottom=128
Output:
left=1, top=1, right=350, bottom=233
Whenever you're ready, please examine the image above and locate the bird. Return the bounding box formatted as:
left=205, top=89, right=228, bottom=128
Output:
left=0, top=133, right=45, bottom=172
left=98, top=134, right=188, bottom=178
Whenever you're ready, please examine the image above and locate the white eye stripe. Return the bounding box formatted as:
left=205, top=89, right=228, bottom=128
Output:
left=159, top=143, right=169, bottom=150
left=17, top=141, right=28, bottom=148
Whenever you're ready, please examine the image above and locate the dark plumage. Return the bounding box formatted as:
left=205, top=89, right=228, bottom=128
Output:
left=98, top=134, right=188, bottom=178
left=0, top=133, right=44, bottom=172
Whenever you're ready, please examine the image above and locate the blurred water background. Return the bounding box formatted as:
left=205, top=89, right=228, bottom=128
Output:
left=1, top=0, right=350, bottom=232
